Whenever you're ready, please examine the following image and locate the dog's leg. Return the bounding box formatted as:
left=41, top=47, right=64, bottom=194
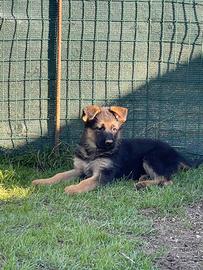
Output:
left=138, top=174, right=150, bottom=181
left=135, top=177, right=173, bottom=190
left=64, top=175, right=99, bottom=195
left=135, top=161, right=173, bottom=190
left=178, top=162, right=191, bottom=171
left=32, top=169, right=80, bottom=186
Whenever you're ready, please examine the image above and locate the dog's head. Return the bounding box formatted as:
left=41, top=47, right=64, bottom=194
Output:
left=82, top=105, right=128, bottom=150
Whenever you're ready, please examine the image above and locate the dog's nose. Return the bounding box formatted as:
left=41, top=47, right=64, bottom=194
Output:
left=105, top=139, right=114, bottom=146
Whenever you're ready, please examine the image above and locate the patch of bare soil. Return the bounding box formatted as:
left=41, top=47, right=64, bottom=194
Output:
left=142, top=202, right=203, bottom=270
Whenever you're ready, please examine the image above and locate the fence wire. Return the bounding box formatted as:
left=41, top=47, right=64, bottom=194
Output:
left=0, top=0, right=203, bottom=156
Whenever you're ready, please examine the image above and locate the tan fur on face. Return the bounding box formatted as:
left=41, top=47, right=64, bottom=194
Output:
left=82, top=106, right=128, bottom=131
left=95, top=107, right=123, bottom=132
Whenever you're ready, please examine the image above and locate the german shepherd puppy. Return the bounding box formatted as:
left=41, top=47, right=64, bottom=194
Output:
left=32, top=105, right=192, bottom=194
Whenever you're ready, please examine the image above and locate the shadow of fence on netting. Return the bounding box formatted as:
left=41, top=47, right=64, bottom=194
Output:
left=62, top=56, right=203, bottom=157
left=1, top=55, right=202, bottom=158
left=1, top=0, right=203, bottom=158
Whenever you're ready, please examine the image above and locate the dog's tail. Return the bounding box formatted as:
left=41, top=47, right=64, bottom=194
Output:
left=192, top=158, right=203, bottom=168
left=179, top=156, right=203, bottom=170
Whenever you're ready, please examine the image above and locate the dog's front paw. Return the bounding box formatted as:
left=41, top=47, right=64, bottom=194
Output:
left=64, top=185, right=80, bottom=195
left=32, top=179, right=53, bottom=186
left=134, top=181, right=147, bottom=190
left=32, top=179, right=43, bottom=186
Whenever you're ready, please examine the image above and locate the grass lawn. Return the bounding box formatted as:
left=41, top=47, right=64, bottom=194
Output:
left=0, top=150, right=203, bottom=270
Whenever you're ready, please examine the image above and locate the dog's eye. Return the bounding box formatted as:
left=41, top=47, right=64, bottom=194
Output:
left=96, top=126, right=104, bottom=131
left=112, top=126, right=118, bottom=133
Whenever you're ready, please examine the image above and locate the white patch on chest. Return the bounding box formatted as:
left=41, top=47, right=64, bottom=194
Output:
left=74, top=157, right=113, bottom=177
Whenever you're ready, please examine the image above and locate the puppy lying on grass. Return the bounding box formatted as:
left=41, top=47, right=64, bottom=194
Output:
left=32, top=105, right=197, bottom=195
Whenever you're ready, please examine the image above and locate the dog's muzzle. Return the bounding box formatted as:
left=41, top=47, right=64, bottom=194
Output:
left=105, top=139, right=114, bottom=146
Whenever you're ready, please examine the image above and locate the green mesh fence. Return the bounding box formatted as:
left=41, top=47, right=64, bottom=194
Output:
left=0, top=0, right=203, bottom=156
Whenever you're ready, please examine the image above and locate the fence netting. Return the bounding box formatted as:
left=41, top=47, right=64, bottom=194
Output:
left=0, top=0, right=203, bottom=156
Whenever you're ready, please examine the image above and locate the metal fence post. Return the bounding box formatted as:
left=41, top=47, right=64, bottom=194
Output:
left=55, top=0, right=62, bottom=148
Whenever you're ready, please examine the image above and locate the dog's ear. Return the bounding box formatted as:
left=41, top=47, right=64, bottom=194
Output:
left=110, top=106, right=128, bottom=123
left=82, top=105, right=101, bottom=122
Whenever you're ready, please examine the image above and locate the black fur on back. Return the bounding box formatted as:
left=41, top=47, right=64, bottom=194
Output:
left=74, top=136, right=192, bottom=184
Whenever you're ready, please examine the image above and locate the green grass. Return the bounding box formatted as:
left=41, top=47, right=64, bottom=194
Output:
left=0, top=151, right=203, bottom=270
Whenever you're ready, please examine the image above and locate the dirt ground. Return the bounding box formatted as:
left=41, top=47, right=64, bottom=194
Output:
left=143, top=201, right=203, bottom=270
